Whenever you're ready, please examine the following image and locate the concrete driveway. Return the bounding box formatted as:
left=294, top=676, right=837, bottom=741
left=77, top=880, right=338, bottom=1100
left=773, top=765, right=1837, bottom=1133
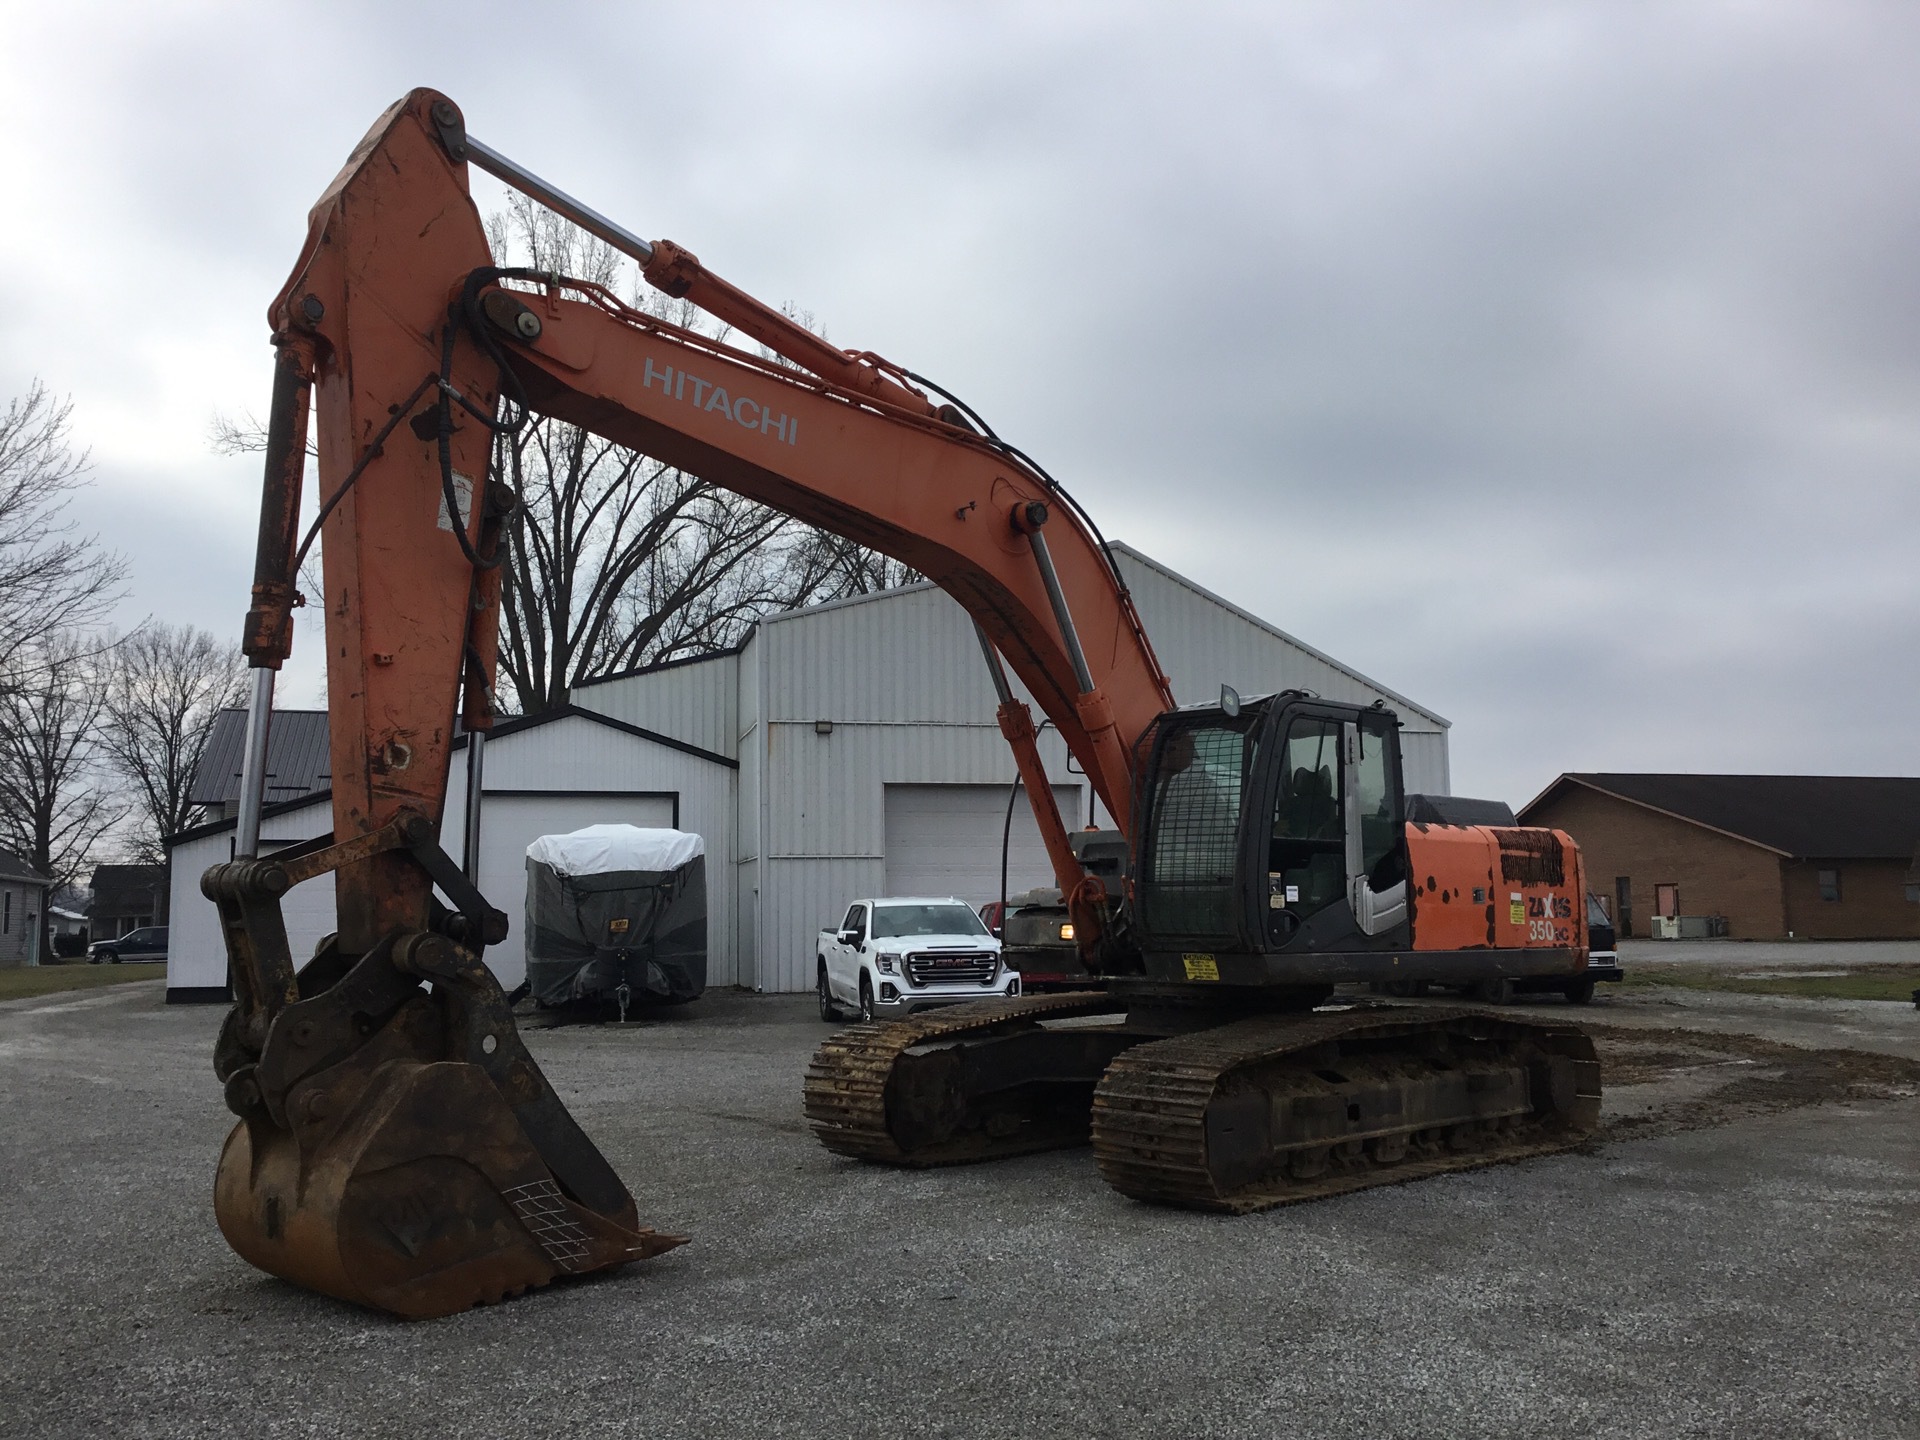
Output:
left=0, top=977, right=1915, bottom=1440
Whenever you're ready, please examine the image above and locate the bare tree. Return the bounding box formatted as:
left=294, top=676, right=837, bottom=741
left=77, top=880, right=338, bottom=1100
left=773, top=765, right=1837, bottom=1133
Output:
left=0, top=633, right=126, bottom=948
left=98, top=624, right=249, bottom=865
left=0, top=383, right=121, bottom=674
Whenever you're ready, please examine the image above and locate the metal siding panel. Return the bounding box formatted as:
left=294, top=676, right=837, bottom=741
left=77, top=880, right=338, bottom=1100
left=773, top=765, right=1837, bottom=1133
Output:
left=765, top=588, right=1001, bottom=724
left=764, top=857, right=886, bottom=994
left=1399, top=731, right=1452, bottom=801
left=573, top=651, right=740, bottom=760
left=883, top=783, right=1084, bottom=905
left=165, top=831, right=232, bottom=990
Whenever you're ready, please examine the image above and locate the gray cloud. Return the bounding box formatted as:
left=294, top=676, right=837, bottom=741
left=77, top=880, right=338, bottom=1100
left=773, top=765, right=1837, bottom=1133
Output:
left=1, top=1, right=1913, bottom=800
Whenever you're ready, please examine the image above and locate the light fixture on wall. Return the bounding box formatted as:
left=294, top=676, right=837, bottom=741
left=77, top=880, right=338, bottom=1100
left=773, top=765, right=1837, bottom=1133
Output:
left=814, top=719, right=833, bottom=736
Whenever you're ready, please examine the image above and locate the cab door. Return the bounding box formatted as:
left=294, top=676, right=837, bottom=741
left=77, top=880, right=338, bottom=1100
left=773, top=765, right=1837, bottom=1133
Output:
left=1263, top=711, right=1348, bottom=945
left=1343, top=710, right=1409, bottom=936
left=1261, top=704, right=1409, bottom=946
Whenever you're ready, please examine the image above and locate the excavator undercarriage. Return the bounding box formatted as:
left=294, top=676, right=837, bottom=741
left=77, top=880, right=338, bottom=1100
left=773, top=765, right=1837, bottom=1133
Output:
left=805, top=994, right=1601, bottom=1208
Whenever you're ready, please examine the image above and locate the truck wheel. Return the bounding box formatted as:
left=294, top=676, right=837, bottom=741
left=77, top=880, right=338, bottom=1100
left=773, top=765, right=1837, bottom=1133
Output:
left=817, top=962, right=839, bottom=1022
left=1472, top=976, right=1513, bottom=1006
left=102, top=949, right=120, bottom=966
left=859, top=975, right=875, bottom=1024
left=1562, top=978, right=1596, bottom=1005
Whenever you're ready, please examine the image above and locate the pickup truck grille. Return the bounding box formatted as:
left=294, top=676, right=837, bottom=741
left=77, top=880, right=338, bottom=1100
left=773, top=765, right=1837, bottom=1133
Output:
left=905, top=951, right=998, bottom=987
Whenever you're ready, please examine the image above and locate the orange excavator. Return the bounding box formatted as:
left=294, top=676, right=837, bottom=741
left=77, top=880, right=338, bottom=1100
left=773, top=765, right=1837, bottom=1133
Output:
left=207, top=89, right=1601, bottom=1320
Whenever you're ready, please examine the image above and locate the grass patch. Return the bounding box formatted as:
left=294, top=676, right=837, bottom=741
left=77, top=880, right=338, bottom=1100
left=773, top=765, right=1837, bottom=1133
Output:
left=0, top=962, right=166, bottom=1002
left=1620, top=964, right=1920, bottom=1003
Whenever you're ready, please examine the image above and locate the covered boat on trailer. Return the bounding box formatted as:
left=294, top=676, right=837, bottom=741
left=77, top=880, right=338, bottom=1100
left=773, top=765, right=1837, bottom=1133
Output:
left=524, top=824, right=708, bottom=1014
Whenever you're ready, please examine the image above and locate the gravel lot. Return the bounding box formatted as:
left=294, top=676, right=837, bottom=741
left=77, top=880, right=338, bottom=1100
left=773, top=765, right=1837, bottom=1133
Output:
left=2, top=965, right=1916, bottom=1440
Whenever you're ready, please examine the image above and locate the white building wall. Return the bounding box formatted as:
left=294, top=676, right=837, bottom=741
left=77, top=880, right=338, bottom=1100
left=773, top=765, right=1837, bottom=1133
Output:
left=572, top=651, right=740, bottom=760
left=166, top=795, right=334, bottom=992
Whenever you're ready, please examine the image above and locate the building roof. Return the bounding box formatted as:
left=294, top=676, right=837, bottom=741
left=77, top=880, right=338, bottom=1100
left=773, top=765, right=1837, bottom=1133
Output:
left=0, top=847, right=50, bottom=886
left=190, top=709, right=332, bottom=809
left=450, top=702, right=737, bottom=769
left=165, top=703, right=736, bottom=850
left=90, top=864, right=165, bottom=915
left=570, top=543, right=1449, bottom=729
left=1519, top=774, right=1920, bottom=861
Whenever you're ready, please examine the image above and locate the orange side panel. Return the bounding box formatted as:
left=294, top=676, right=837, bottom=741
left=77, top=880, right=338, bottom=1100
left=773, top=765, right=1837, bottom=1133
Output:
left=1407, top=824, right=1588, bottom=956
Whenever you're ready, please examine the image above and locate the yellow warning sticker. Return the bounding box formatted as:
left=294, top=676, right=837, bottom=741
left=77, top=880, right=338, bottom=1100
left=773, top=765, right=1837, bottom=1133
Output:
left=1509, top=896, right=1525, bottom=926
left=1182, top=953, right=1220, bottom=981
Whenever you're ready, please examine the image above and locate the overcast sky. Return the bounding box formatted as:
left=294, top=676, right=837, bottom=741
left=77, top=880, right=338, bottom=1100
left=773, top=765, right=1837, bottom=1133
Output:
left=2, top=1, right=1914, bottom=805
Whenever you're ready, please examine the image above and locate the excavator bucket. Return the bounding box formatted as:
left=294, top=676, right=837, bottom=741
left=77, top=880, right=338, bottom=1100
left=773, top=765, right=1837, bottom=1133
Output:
left=205, top=855, right=684, bottom=1320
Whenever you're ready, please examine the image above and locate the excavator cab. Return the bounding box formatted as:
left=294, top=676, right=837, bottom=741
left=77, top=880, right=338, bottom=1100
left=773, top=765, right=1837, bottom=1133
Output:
left=1130, top=693, right=1588, bottom=999
left=1133, top=695, right=1410, bottom=968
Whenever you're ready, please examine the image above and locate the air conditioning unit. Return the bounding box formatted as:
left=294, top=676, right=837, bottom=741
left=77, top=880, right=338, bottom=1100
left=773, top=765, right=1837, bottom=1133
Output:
left=1650, top=915, right=1681, bottom=940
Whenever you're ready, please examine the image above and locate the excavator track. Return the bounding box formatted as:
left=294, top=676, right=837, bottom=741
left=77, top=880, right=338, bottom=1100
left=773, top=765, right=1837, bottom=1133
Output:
left=805, top=992, right=1133, bottom=1166
left=1091, top=1006, right=1601, bottom=1212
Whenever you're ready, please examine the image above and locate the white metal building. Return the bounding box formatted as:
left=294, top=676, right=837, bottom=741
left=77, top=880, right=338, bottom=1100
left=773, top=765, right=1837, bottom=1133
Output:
left=166, top=543, right=1448, bottom=1001
left=577, top=542, right=1449, bottom=995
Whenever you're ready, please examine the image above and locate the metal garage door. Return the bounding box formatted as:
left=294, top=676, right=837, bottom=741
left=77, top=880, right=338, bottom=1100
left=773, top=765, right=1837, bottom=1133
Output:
left=474, top=792, right=677, bottom=988
left=883, top=783, right=1082, bottom=907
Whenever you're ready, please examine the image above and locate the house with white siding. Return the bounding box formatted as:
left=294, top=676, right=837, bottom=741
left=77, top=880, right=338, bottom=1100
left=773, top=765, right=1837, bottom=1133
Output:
left=165, top=543, right=1448, bottom=1000
left=0, top=849, right=52, bottom=967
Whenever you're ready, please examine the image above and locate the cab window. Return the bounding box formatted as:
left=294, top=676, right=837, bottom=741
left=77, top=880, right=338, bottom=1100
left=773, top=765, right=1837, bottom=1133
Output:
left=1141, top=718, right=1257, bottom=936
left=1269, top=718, right=1344, bottom=917
left=1354, top=714, right=1404, bottom=888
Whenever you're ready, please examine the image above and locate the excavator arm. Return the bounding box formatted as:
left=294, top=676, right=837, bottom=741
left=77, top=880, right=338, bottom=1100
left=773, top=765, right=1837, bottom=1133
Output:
left=251, top=89, right=1172, bottom=953
left=209, top=88, right=1175, bottom=1319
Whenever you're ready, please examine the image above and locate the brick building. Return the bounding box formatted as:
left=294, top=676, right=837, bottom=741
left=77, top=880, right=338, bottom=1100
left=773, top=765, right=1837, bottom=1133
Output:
left=1518, top=774, right=1920, bottom=941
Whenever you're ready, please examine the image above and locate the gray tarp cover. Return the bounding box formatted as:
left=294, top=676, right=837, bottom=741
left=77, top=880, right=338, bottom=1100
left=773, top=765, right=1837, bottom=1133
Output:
left=524, top=826, right=707, bottom=1006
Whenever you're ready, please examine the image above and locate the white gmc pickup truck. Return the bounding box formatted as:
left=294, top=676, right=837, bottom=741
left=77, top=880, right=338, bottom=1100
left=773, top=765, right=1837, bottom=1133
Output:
left=817, top=897, right=1017, bottom=1022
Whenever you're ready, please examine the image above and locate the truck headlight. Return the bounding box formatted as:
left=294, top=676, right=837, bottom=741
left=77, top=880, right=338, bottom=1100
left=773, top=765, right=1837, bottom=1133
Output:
left=1058, top=923, right=1075, bottom=942
left=876, top=954, right=896, bottom=974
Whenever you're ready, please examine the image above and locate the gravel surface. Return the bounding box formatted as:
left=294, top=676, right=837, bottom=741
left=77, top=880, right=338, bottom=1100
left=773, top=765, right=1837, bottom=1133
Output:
left=2, top=979, right=1916, bottom=1440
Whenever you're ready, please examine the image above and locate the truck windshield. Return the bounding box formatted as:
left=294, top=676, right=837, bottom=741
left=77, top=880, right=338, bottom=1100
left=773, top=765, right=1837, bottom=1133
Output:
left=871, top=904, right=989, bottom=939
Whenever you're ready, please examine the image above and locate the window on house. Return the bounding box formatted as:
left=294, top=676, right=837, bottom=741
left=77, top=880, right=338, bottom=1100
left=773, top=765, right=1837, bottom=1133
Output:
left=3, top=891, right=9, bottom=934
left=1818, top=868, right=1841, bottom=903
